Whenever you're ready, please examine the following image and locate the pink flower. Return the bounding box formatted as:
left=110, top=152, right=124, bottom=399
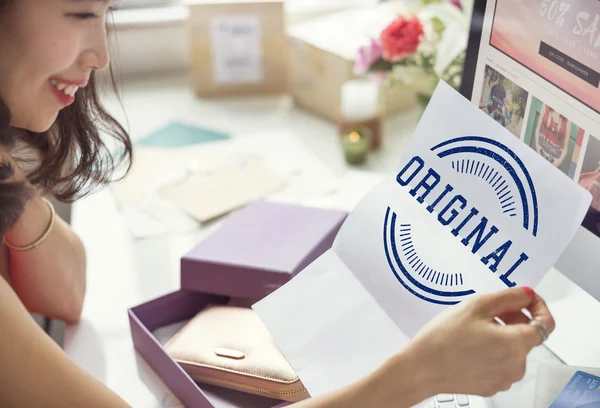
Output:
left=353, top=39, right=384, bottom=76
left=448, top=0, right=462, bottom=9
left=380, top=15, right=424, bottom=62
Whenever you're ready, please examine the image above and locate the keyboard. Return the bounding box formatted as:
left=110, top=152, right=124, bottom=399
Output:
left=423, top=393, right=489, bottom=408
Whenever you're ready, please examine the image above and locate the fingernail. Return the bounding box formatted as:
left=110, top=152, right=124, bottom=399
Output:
left=523, top=286, right=535, bottom=297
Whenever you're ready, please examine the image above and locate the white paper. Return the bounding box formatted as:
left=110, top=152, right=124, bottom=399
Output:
left=136, top=195, right=200, bottom=234
left=112, top=132, right=340, bottom=239
left=254, top=250, right=409, bottom=396
left=120, top=204, right=169, bottom=239
left=210, top=16, right=263, bottom=84
left=159, top=154, right=288, bottom=223
left=271, top=170, right=386, bottom=212
left=253, top=82, right=592, bottom=397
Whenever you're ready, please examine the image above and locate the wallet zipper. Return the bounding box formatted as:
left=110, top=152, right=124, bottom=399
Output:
left=191, top=374, right=308, bottom=398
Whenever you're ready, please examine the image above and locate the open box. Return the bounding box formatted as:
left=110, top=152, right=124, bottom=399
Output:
left=128, top=201, right=348, bottom=407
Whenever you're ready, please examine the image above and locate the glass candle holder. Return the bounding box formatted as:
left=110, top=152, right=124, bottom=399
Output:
left=341, top=127, right=371, bottom=165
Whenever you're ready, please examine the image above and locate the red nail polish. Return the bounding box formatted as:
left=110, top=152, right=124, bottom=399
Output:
left=523, top=286, right=535, bottom=297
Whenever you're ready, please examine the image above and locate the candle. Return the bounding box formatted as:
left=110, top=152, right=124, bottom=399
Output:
left=341, top=127, right=371, bottom=165
left=340, top=79, right=379, bottom=121
left=339, top=79, right=382, bottom=149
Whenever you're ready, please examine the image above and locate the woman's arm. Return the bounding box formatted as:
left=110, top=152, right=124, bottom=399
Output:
left=291, top=349, right=435, bottom=408
left=0, top=146, right=87, bottom=324
left=0, top=272, right=428, bottom=408
left=293, top=287, right=554, bottom=408
left=5, top=191, right=86, bottom=323
left=0, top=275, right=129, bottom=407
left=0, top=279, right=552, bottom=407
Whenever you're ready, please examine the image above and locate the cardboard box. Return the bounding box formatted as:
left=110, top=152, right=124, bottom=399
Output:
left=287, top=2, right=419, bottom=121
left=187, top=0, right=289, bottom=97
left=128, top=201, right=348, bottom=407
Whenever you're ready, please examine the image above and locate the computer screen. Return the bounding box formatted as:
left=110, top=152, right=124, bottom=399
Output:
left=460, top=0, right=600, bottom=299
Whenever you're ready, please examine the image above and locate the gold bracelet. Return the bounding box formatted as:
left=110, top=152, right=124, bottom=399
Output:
left=4, top=197, right=56, bottom=252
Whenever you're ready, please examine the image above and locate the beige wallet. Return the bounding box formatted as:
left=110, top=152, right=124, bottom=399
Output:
left=164, top=304, right=308, bottom=402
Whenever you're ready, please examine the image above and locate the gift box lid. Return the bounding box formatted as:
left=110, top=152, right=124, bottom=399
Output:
left=180, top=200, right=347, bottom=299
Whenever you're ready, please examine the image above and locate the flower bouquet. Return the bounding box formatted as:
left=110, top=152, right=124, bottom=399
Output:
left=354, top=0, right=474, bottom=107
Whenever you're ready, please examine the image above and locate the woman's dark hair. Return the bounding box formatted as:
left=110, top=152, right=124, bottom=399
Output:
left=13, top=71, right=133, bottom=200
left=0, top=1, right=132, bottom=238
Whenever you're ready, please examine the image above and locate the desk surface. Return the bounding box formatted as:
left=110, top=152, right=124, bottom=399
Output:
left=66, top=73, right=562, bottom=407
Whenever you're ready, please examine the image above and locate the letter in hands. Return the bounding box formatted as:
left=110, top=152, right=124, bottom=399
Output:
left=408, top=287, right=555, bottom=398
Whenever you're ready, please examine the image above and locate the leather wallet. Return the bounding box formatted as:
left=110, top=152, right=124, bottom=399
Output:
left=164, top=304, right=308, bottom=402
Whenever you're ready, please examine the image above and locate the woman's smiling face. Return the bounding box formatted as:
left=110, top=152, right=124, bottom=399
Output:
left=0, top=0, right=112, bottom=132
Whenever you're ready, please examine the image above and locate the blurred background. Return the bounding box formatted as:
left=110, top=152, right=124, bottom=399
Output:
left=108, top=0, right=405, bottom=78
left=88, top=0, right=472, bottom=240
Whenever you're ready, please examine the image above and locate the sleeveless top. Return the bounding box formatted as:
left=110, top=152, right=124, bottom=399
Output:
left=538, top=105, right=568, bottom=163
left=541, top=105, right=568, bottom=145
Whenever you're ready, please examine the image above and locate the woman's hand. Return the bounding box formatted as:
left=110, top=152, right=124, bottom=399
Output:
left=293, top=287, right=554, bottom=408
left=405, top=286, right=554, bottom=397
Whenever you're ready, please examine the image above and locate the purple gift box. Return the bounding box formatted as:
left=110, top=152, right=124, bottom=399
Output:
left=180, top=200, right=348, bottom=298
left=128, top=201, right=348, bottom=407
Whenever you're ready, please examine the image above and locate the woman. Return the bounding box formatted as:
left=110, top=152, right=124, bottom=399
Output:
left=0, top=1, right=555, bottom=407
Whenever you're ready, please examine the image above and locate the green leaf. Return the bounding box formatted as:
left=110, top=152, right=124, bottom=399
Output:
left=367, top=58, right=395, bottom=72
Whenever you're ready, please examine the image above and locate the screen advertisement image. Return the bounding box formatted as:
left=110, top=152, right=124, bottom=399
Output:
left=491, top=0, right=600, bottom=113
left=523, top=96, right=584, bottom=179
left=579, top=136, right=600, bottom=237
left=479, top=64, right=530, bottom=137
